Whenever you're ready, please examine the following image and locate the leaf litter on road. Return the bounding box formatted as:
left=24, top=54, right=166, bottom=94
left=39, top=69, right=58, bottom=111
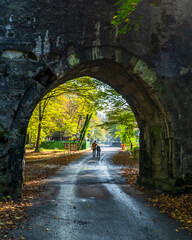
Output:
left=0, top=151, right=88, bottom=239
left=113, top=150, right=192, bottom=235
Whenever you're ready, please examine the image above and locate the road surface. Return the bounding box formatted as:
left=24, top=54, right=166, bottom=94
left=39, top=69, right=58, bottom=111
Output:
left=9, top=147, right=192, bottom=240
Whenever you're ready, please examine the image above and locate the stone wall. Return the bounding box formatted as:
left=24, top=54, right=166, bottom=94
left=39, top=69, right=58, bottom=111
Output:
left=0, top=0, right=192, bottom=196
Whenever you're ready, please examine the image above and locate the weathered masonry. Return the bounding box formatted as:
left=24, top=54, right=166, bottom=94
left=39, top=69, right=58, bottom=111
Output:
left=0, top=0, right=192, bottom=197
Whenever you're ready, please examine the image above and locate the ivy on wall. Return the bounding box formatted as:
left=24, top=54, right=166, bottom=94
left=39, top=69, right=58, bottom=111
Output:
left=111, top=0, right=143, bottom=34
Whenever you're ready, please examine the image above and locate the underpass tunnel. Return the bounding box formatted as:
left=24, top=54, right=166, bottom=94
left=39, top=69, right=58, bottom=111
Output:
left=51, top=59, right=174, bottom=192
left=1, top=0, right=192, bottom=198
left=0, top=58, right=176, bottom=197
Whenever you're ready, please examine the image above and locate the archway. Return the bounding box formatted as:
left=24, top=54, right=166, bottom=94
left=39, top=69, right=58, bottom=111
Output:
left=1, top=58, right=175, bottom=197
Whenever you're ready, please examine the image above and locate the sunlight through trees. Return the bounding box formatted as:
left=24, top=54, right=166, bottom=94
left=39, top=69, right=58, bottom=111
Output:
left=27, top=77, right=139, bottom=151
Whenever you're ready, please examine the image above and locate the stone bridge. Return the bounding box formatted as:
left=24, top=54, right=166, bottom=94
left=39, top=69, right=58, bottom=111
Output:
left=0, top=0, right=192, bottom=197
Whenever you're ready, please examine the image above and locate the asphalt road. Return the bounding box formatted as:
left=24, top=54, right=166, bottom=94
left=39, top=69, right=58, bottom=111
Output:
left=9, top=147, right=192, bottom=240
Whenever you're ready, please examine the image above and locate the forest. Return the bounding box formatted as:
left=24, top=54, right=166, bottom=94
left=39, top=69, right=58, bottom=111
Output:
left=26, top=77, right=139, bottom=152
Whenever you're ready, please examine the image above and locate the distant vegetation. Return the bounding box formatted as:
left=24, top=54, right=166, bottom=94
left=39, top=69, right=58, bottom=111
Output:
left=26, top=77, right=139, bottom=152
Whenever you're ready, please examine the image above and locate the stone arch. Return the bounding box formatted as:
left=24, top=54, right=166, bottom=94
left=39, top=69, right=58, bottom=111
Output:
left=2, top=56, right=175, bottom=197
left=1, top=0, right=192, bottom=197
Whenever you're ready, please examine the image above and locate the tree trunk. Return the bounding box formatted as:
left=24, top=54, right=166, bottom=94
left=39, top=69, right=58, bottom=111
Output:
left=77, top=113, right=92, bottom=150
left=35, top=123, right=41, bottom=152
left=35, top=103, right=42, bottom=152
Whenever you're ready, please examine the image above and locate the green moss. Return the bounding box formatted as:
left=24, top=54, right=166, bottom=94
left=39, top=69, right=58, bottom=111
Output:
left=132, top=59, right=156, bottom=86
left=67, top=53, right=80, bottom=68
left=154, top=83, right=164, bottom=95
left=152, top=157, right=162, bottom=165
left=151, top=125, right=161, bottom=139
left=161, top=178, right=176, bottom=192
left=151, top=0, right=161, bottom=6
left=162, top=183, right=172, bottom=192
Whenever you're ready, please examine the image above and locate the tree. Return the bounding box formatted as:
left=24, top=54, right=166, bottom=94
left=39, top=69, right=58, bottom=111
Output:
left=28, top=95, right=70, bottom=151
left=77, top=113, right=92, bottom=150
left=98, top=105, right=139, bottom=149
left=111, top=0, right=143, bottom=34
left=27, top=77, right=138, bottom=151
left=27, top=77, right=105, bottom=151
left=87, top=115, right=108, bottom=144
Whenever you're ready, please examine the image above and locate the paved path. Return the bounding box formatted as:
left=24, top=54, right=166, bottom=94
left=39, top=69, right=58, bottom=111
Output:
left=10, top=147, right=192, bottom=240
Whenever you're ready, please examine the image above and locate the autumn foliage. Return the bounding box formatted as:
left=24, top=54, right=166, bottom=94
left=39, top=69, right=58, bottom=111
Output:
left=0, top=151, right=87, bottom=239
left=113, top=150, right=192, bottom=234
left=113, top=150, right=139, bottom=185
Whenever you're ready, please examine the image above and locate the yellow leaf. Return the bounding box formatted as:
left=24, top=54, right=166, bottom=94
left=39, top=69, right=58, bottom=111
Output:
left=154, top=229, right=158, bottom=233
left=175, top=229, right=179, bottom=232
left=7, top=221, right=13, bottom=225
left=46, top=228, right=50, bottom=231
